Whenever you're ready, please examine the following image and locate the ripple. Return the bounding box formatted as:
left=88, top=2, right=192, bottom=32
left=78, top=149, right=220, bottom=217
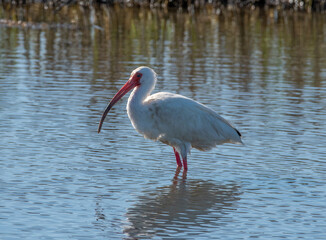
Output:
left=1, top=8, right=326, bottom=240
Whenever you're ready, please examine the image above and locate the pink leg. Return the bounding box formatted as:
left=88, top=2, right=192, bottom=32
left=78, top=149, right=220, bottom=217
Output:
left=182, top=156, right=188, bottom=171
left=173, top=166, right=187, bottom=180
left=173, top=166, right=181, bottom=181
left=173, top=147, right=182, bottom=168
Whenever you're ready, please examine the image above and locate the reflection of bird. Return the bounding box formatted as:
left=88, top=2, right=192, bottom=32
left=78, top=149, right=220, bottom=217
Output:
left=98, top=66, right=242, bottom=171
left=123, top=178, right=241, bottom=238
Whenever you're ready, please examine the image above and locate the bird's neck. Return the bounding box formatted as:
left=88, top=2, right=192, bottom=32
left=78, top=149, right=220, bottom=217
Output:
left=127, top=84, right=153, bottom=126
left=128, top=82, right=154, bottom=107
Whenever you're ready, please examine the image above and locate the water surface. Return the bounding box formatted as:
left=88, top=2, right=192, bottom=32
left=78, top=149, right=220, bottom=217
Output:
left=1, top=6, right=326, bottom=239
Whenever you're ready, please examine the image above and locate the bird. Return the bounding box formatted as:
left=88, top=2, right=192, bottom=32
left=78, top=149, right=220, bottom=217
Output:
left=98, top=66, right=242, bottom=171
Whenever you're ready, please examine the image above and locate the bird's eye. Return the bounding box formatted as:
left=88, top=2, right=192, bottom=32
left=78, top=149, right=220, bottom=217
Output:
left=137, top=74, right=141, bottom=78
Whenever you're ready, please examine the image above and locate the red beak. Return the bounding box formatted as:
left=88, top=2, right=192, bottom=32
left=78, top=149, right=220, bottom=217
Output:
left=98, top=73, right=142, bottom=133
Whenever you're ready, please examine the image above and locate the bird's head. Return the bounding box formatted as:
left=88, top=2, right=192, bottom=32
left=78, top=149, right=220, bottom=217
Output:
left=130, top=66, right=157, bottom=87
left=97, top=66, right=156, bottom=133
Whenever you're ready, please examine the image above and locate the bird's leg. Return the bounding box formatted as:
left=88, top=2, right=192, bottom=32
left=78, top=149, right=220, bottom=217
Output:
left=173, top=166, right=182, bottom=181
left=182, top=169, right=187, bottom=179
left=173, top=147, right=182, bottom=168
left=182, top=156, right=188, bottom=171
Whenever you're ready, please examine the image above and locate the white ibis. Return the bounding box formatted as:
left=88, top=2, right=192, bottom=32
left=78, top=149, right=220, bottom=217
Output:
left=98, top=66, right=242, bottom=171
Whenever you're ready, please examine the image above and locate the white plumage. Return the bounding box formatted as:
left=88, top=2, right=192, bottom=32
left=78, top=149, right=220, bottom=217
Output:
left=98, top=66, right=242, bottom=171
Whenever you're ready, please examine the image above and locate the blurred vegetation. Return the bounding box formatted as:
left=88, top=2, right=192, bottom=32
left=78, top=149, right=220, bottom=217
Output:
left=0, top=0, right=325, bottom=12
left=1, top=4, right=325, bottom=89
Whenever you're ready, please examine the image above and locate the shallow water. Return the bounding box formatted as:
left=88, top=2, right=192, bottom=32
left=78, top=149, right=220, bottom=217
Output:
left=1, top=6, right=326, bottom=239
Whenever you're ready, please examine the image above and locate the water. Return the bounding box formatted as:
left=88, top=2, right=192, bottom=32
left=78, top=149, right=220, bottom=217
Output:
left=1, top=6, right=326, bottom=239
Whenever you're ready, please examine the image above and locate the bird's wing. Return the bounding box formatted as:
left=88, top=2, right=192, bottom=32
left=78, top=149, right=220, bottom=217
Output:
left=145, top=92, right=242, bottom=150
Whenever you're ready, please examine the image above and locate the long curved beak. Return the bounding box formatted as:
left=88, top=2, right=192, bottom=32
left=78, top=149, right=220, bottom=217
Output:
left=98, top=76, right=140, bottom=133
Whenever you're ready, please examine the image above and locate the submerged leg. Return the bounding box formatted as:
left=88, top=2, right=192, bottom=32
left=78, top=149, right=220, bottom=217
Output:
left=173, top=147, right=182, bottom=168
left=182, top=156, right=188, bottom=171
left=173, top=166, right=187, bottom=180
left=173, top=166, right=182, bottom=181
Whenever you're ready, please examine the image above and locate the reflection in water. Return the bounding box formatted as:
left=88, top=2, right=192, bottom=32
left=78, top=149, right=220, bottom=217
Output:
left=1, top=4, right=326, bottom=240
left=1, top=6, right=325, bottom=91
left=123, top=177, right=241, bottom=238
